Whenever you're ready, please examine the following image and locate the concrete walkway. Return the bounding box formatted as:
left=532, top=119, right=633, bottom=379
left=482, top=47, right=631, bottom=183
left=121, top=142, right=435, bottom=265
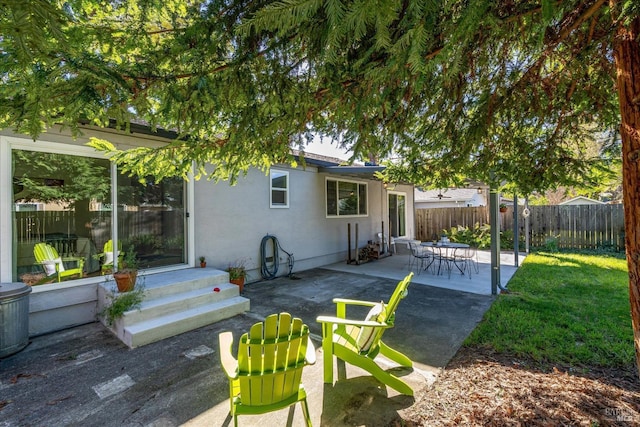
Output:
left=0, top=257, right=522, bottom=426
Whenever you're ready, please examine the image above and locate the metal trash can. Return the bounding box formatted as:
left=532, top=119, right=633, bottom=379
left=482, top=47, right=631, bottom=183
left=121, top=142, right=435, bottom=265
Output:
left=0, top=283, right=32, bottom=358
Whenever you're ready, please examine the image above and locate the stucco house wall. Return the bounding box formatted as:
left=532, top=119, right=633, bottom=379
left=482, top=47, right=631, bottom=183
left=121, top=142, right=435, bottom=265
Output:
left=194, top=165, right=415, bottom=281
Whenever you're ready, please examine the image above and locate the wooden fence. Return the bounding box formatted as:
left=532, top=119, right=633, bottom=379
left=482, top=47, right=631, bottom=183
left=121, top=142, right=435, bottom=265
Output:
left=415, top=204, right=625, bottom=251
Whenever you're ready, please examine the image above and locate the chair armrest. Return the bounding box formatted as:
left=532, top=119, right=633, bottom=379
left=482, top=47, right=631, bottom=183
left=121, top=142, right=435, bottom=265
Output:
left=332, top=298, right=378, bottom=319
left=62, top=257, right=85, bottom=268
left=218, top=331, right=238, bottom=379
left=332, top=298, right=378, bottom=307
left=305, top=335, right=316, bottom=365
left=316, top=315, right=390, bottom=329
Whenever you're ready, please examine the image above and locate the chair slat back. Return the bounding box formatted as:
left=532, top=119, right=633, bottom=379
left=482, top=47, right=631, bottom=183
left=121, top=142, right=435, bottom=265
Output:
left=34, top=243, right=59, bottom=263
left=384, top=272, right=413, bottom=326
left=237, top=313, right=309, bottom=406
left=362, top=273, right=413, bottom=357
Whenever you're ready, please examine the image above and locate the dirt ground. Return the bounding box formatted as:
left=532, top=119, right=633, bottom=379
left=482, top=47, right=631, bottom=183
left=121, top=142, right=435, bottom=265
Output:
left=396, top=346, right=640, bottom=426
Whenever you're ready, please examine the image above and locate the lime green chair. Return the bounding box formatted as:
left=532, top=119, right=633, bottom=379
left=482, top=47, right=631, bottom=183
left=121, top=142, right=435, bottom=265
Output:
left=219, top=312, right=315, bottom=427
left=33, top=242, right=84, bottom=282
left=96, top=240, right=123, bottom=275
left=316, top=272, right=414, bottom=396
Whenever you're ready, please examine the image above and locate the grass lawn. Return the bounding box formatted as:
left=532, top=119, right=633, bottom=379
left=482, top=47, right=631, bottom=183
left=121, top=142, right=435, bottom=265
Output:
left=465, top=251, right=634, bottom=370
left=399, top=251, right=639, bottom=426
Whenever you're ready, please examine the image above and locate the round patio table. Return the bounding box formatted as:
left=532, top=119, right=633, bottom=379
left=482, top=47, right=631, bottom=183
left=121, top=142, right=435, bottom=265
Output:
left=421, top=242, right=470, bottom=275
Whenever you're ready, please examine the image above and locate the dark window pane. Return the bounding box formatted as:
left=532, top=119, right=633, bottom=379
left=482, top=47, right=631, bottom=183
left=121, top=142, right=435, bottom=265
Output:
left=326, top=180, right=337, bottom=215
left=272, top=190, right=286, bottom=205
left=338, top=182, right=358, bottom=216
left=358, top=184, right=367, bottom=215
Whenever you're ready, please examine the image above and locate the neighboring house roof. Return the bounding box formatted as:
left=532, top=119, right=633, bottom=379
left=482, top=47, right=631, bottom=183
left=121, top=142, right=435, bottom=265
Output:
left=415, top=188, right=481, bottom=203
left=559, top=196, right=605, bottom=206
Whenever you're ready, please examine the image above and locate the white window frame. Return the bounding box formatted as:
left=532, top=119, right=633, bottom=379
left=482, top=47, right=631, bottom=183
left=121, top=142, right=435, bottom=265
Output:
left=325, top=177, right=368, bottom=218
left=270, top=169, right=289, bottom=208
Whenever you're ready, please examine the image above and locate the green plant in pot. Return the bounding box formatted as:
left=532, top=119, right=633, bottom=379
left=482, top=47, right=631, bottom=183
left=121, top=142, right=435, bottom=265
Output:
left=499, top=203, right=508, bottom=212
left=227, top=259, right=247, bottom=293
left=101, top=284, right=145, bottom=326
left=113, top=246, right=139, bottom=292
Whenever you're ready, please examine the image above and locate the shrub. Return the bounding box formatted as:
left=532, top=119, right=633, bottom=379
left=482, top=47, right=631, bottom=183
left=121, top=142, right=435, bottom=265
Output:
left=443, top=223, right=491, bottom=248
left=443, top=224, right=525, bottom=250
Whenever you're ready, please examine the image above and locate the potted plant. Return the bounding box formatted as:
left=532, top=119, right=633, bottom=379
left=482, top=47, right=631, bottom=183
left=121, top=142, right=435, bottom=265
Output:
left=199, top=256, right=207, bottom=268
left=101, top=284, right=145, bottom=326
left=499, top=203, right=508, bottom=213
left=113, top=246, right=138, bottom=292
left=227, top=259, right=247, bottom=293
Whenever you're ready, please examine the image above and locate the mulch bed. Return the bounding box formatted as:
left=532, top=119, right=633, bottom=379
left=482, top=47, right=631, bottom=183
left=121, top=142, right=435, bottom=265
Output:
left=19, top=273, right=46, bottom=286
left=395, top=346, right=640, bottom=426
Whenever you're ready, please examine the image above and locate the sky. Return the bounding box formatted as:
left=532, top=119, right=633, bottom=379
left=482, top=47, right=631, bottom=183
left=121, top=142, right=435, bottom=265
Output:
left=303, top=137, right=353, bottom=161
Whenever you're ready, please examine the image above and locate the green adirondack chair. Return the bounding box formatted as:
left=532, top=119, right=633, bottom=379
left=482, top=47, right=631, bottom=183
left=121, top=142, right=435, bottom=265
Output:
left=96, top=240, right=123, bottom=275
left=219, top=312, right=316, bottom=427
left=316, top=272, right=414, bottom=396
left=33, top=242, right=84, bottom=282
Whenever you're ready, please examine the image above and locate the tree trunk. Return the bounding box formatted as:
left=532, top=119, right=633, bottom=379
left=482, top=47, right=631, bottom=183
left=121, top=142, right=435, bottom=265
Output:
left=610, top=4, right=640, bottom=377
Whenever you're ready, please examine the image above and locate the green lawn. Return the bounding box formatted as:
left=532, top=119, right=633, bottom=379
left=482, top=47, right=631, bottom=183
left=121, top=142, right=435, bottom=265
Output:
left=465, top=252, right=635, bottom=369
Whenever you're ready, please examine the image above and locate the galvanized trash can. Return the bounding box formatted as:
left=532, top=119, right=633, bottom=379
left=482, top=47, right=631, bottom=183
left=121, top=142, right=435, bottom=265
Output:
left=0, top=283, right=32, bottom=358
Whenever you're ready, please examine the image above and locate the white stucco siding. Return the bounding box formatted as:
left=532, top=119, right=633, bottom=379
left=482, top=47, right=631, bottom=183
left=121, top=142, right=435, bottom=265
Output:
left=193, top=167, right=409, bottom=280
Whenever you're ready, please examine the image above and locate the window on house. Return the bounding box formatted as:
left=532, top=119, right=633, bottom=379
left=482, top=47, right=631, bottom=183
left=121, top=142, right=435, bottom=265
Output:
left=270, top=170, right=289, bottom=208
left=326, top=179, right=368, bottom=217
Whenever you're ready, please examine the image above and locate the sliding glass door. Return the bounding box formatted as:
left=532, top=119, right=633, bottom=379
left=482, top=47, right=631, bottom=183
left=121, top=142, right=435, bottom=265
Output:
left=12, top=148, right=186, bottom=283
left=117, top=174, right=186, bottom=269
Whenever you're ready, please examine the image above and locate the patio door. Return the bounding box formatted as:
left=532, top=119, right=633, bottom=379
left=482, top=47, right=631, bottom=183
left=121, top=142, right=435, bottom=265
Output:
left=11, top=147, right=187, bottom=282
left=388, top=193, right=406, bottom=238
left=116, top=174, right=186, bottom=269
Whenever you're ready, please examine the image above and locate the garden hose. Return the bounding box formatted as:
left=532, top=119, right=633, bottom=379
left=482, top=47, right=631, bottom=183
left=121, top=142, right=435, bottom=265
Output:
left=260, top=235, right=296, bottom=280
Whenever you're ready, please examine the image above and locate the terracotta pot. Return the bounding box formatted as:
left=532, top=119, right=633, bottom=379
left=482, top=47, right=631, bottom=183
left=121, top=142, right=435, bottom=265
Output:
left=230, top=277, right=245, bottom=293
left=499, top=207, right=508, bottom=213
left=114, top=271, right=137, bottom=292
left=200, top=262, right=207, bottom=268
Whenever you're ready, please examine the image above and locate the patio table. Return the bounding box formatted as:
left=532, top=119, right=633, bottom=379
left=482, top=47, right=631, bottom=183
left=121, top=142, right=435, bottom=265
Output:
left=421, top=242, right=470, bottom=275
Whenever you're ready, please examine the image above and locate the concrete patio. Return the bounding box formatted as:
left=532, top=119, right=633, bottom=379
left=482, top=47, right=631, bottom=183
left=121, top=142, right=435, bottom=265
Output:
left=325, top=248, right=525, bottom=296
left=0, top=253, right=524, bottom=426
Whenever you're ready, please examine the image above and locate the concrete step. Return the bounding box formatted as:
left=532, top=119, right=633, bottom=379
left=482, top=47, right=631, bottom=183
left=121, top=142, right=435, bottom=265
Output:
left=99, top=268, right=249, bottom=348
left=122, top=296, right=250, bottom=348
left=138, top=269, right=230, bottom=299
left=122, top=283, right=240, bottom=326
